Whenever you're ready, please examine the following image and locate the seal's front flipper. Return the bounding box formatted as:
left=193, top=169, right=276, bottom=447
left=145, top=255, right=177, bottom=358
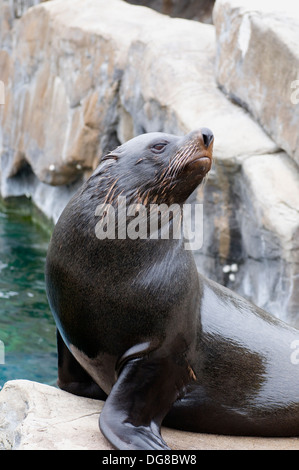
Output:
left=99, top=352, right=191, bottom=450
left=57, top=330, right=107, bottom=400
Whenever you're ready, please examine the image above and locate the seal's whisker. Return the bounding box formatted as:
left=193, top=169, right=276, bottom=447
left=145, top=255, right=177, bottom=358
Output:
left=166, top=142, right=198, bottom=179
left=104, top=177, right=119, bottom=204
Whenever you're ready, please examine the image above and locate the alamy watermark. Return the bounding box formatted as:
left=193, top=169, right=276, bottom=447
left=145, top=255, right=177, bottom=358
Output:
left=290, top=340, right=299, bottom=365
left=95, top=196, right=203, bottom=251
left=0, top=81, right=4, bottom=105
left=290, top=79, right=299, bottom=105
left=0, top=340, right=4, bottom=365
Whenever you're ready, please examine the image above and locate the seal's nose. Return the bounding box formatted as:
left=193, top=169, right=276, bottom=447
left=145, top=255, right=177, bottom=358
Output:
left=201, top=128, right=214, bottom=148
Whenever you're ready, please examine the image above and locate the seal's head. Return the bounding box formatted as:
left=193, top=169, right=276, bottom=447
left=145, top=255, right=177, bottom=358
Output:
left=94, top=128, right=213, bottom=205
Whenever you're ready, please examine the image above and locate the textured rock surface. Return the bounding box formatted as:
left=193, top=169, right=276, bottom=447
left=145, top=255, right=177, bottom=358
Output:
left=125, top=0, right=215, bottom=23
left=214, top=0, right=299, bottom=166
left=235, top=153, right=299, bottom=324
left=0, top=0, right=298, bottom=323
left=199, top=151, right=299, bottom=326
left=0, top=0, right=277, bottom=202
left=7, top=0, right=49, bottom=18
left=1, top=380, right=299, bottom=450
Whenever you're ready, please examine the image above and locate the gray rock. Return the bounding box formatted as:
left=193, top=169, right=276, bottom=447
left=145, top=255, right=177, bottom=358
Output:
left=0, top=0, right=277, bottom=189
left=125, top=0, right=216, bottom=23
left=214, top=0, right=299, bottom=166
left=1, top=380, right=299, bottom=450
left=193, top=150, right=299, bottom=326
left=234, top=153, right=299, bottom=325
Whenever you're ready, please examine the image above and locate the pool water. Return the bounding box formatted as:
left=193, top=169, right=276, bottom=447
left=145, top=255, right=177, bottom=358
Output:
left=0, top=197, right=57, bottom=389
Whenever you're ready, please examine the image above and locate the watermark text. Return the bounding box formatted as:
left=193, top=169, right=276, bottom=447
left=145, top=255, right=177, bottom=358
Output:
left=290, top=79, right=299, bottom=105
left=0, top=81, right=4, bottom=105
left=290, top=340, right=299, bottom=365
left=0, top=340, right=4, bottom=365
left=95, top=196, right=203, bottom=251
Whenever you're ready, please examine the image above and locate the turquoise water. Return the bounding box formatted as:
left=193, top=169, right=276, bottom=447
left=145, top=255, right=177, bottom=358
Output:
left=0, top=197, right=57, bottom=389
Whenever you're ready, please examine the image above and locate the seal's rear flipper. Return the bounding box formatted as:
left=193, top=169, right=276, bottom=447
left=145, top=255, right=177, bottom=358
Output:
left=56, top=330, right=107, bottom=400
left=99, top=353, right=190, bottom=450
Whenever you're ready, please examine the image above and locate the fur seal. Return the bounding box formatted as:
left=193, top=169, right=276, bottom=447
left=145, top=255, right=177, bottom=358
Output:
left=45, top=129, right=299, bottom=450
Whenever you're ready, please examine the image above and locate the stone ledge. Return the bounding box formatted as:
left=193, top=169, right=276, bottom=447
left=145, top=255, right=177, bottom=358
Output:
left=1, top=380, right=299, bottom=450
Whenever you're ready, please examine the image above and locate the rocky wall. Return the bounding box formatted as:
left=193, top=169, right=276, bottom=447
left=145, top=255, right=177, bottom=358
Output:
left=0, top=0, right=298, bottom=325
left=125, top=0, right=215, bottom=23
left=214, top=0, right=299, bottom=166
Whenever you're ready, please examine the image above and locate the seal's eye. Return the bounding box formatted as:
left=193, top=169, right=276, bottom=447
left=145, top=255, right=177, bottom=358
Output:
left=101, top=153, right=119, bottom=162
left=151, top=142, right=167, bottom=154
